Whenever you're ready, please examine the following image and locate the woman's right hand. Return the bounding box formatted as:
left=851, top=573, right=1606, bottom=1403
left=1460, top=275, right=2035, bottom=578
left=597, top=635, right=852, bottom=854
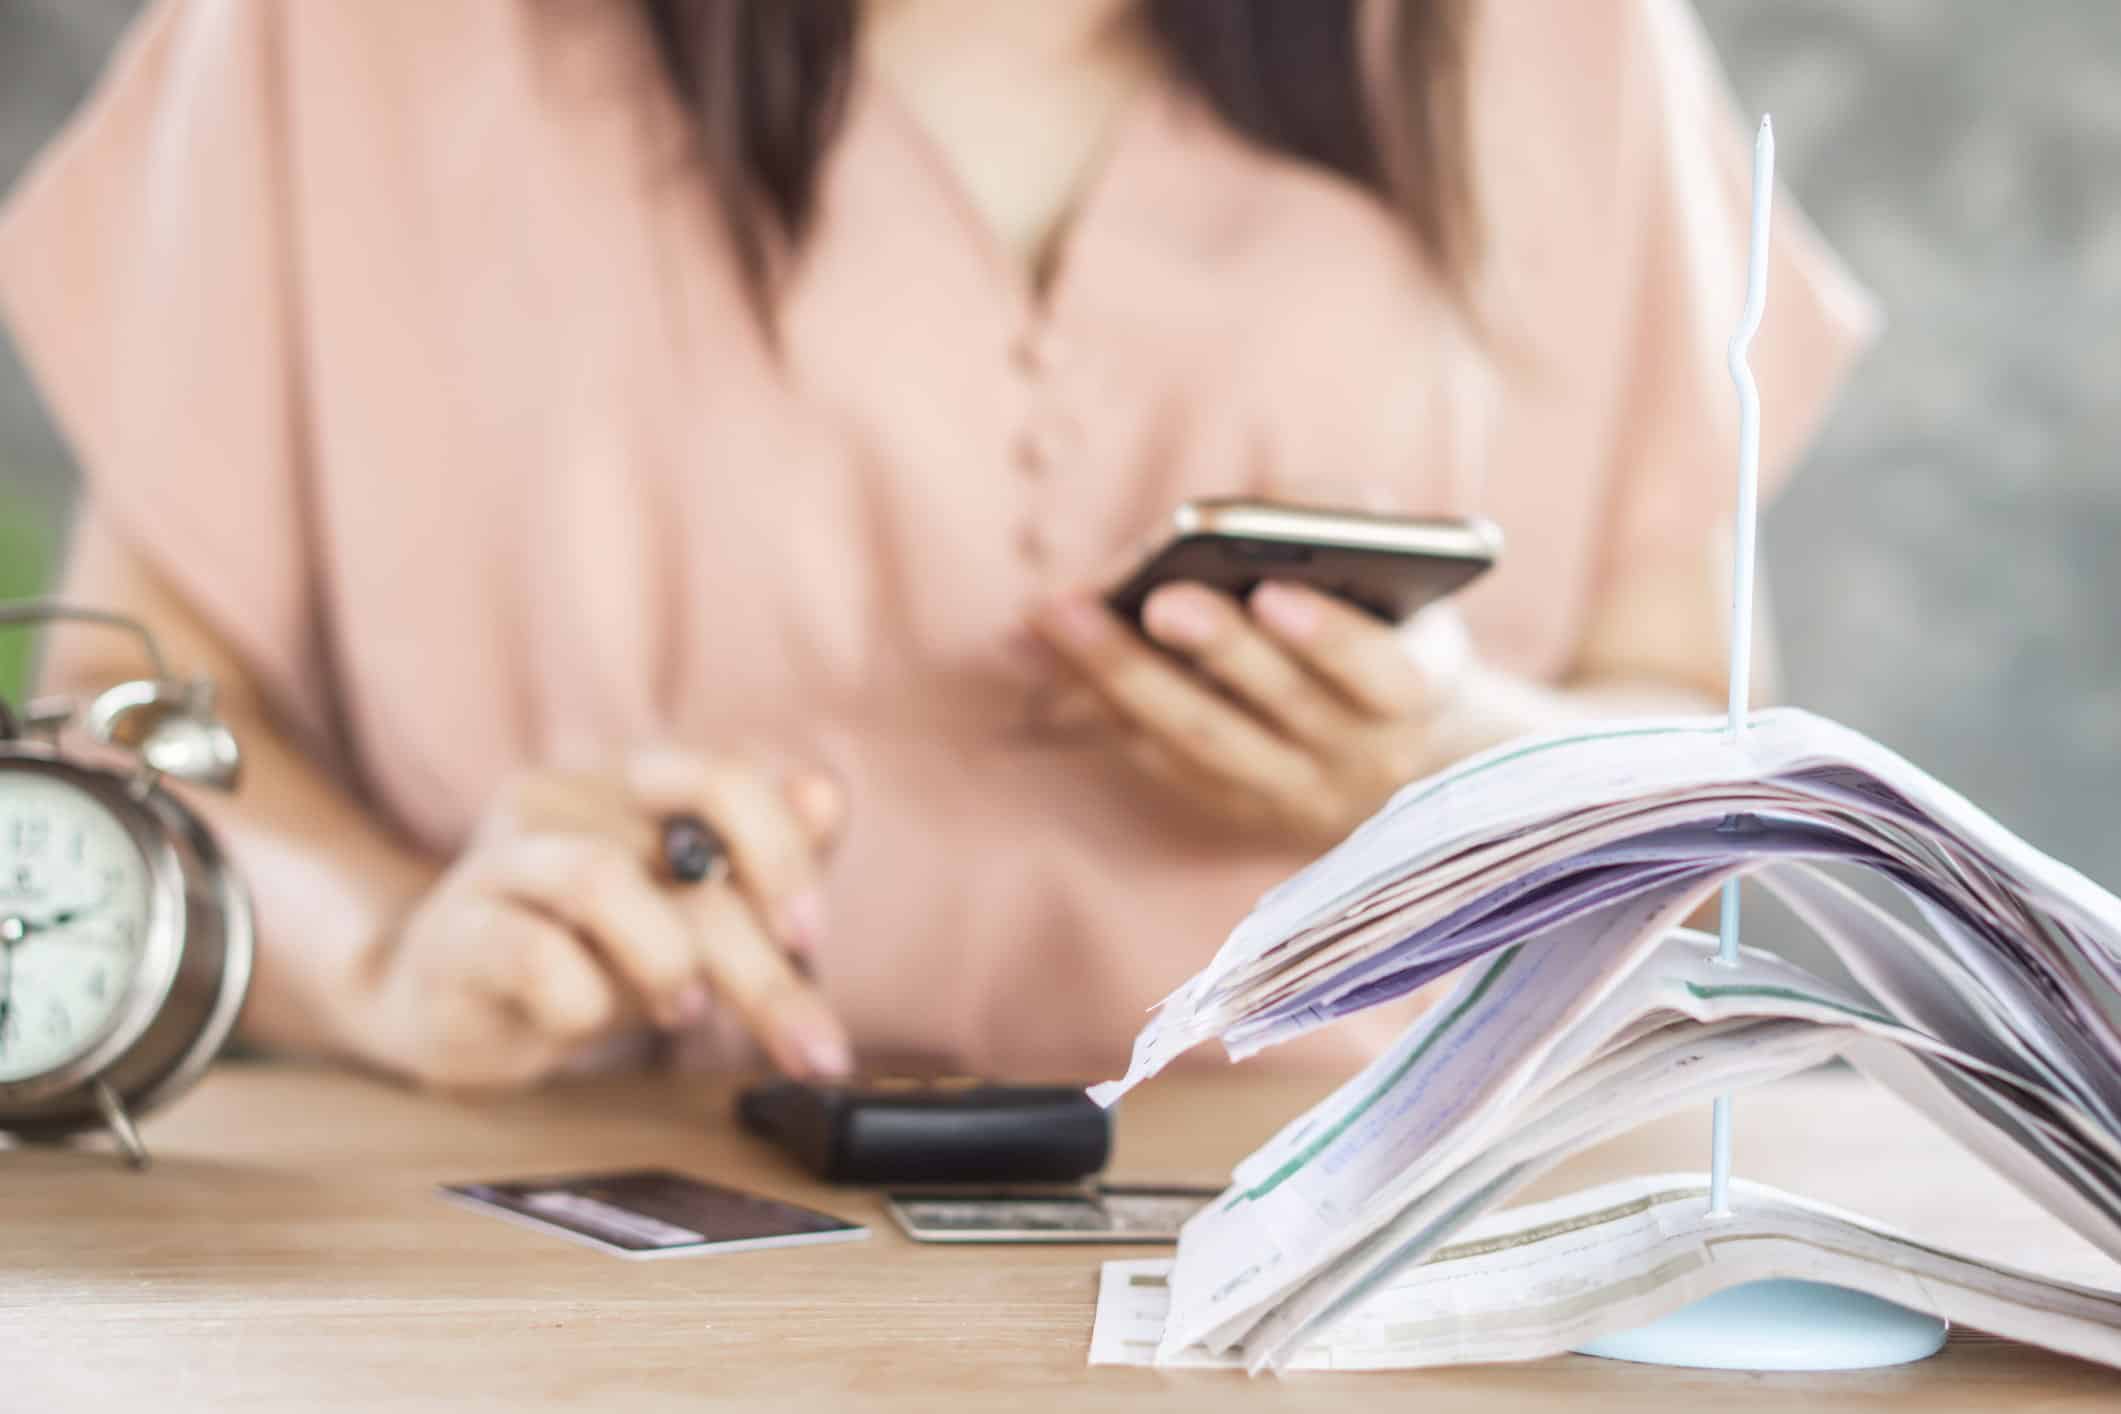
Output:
left=345, top=749, right=854, bottom=1092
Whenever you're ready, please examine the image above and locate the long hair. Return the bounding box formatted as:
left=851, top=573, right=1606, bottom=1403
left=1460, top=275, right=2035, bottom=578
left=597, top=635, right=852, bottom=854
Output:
left=641, top=0, right=1478, bottom=316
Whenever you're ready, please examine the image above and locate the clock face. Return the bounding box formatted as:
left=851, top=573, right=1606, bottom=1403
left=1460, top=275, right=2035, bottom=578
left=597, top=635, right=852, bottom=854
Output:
left=0, top=773, right=156, bottom=1084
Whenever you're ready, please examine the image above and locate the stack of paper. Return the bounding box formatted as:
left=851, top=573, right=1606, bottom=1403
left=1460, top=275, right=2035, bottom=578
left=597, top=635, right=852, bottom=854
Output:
left=1088, top=709, right=2121, bottom=1371
left=1092, top=1176, right=2121, bottom=1370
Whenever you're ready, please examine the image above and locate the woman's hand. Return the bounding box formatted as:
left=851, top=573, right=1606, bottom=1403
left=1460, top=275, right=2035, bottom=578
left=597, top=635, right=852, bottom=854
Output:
left=348, top=749, right=853, bottom=1092
left=1034, top=582, right=1536, bottom=851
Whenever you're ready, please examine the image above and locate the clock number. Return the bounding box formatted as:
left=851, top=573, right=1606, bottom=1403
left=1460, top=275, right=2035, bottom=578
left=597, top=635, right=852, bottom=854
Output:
left=8, top=816, right=50, bottom=856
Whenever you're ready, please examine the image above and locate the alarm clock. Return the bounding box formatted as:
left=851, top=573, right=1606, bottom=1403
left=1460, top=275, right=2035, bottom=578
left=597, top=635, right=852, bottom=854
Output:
left=0, top=602, right=253, bottom=1169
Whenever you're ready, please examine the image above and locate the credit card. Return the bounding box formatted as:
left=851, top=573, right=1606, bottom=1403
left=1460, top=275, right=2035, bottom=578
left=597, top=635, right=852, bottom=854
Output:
left=442, top=1168, right=868, bottom=1260
left=886, top=1184, right=1218, bottom=1243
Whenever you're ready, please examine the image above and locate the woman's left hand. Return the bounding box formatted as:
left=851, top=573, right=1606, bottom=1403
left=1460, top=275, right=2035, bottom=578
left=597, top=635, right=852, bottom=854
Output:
left=1032, top=581, right=1515, bottom=851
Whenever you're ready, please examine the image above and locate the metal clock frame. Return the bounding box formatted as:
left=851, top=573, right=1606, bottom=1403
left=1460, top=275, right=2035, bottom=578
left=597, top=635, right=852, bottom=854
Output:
left=0, top=728, right=254, bottom=1165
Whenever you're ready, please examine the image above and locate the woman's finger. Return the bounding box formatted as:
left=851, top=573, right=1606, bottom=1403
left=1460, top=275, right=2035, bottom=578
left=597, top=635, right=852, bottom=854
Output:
left=482, top=768, right=638, bottom=846
left=1141, top=582, right=1362, bottom=747
left=455, top=898, right=624, bottom=1048
left=474, top=835, right=707, bottom=1030
left=508, top=919, right=626, bottom=1044
left=662, top=876, right=853, bottom=1079
left=627, top=748, right=835, bottom=954
left=1034, top=594, right=1323, bottom=799
left=1249, top=581, right=1432, bottom=719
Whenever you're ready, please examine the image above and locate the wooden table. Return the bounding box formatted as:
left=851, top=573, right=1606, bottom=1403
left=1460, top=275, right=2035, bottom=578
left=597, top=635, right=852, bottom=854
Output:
left=2, top=1063, right=2116, bottom=1411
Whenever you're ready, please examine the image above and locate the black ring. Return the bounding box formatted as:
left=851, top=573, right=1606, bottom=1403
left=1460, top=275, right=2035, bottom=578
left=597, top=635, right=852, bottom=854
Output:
left=659, top=813, right=727, bottom=886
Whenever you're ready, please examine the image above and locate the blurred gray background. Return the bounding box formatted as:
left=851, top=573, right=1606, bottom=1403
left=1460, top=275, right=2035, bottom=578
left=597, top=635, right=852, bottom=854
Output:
left=1, top=3, right=2117, bottom=966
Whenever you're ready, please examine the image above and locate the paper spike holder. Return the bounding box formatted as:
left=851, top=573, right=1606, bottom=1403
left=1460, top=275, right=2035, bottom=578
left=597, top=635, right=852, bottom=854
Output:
left=1569, top=117, right=1950, bottom=1370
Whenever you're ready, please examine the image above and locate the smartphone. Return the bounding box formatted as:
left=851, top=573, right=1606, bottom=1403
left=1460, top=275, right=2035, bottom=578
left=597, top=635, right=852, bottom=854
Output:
left=1105, top=498, right=1501, bottom=627
left=885, top=1183, right=1220, bottom=1245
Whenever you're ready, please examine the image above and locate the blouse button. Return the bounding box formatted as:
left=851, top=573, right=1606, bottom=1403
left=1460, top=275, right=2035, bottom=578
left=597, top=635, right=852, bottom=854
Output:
left=1015, top=522, right=1049, bottom=567
left=1010, top=326, right=1070, bottom=376
left=1013, top=430, right=1049, bottom=479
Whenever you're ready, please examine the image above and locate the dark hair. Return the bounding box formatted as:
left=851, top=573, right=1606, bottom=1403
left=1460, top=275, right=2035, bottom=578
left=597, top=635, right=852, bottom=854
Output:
left=642, top=0, right=1478, bottom=315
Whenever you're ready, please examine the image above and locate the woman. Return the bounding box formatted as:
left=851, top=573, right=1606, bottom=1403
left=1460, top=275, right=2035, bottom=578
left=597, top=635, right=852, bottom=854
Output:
left=0, top=0, right=1873, bottom=1089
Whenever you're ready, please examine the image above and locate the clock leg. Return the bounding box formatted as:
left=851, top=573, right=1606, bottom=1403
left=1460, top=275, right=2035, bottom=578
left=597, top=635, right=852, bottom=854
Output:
left=92, top=1080, right=150, bottom=1171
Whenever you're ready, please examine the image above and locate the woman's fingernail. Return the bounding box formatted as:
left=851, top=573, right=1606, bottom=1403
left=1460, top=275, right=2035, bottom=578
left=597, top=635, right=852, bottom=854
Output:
left=1252, top=582, right=1320, bottom=640
left=1144, top=586, right=1217, bottom=647
left=800, top=1025, right=854, bottom=1078
left=1044, top=596, right=1109, bottom=648
left=791, top=771, right=845, bottom=836
left=777, top=889, right=829, bottom=953
left=670, top=983, right=712, bottom=1028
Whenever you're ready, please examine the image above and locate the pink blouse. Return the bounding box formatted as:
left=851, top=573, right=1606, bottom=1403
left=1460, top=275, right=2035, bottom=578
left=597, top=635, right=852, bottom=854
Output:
left=0, top=0, right=1875, bottom=1076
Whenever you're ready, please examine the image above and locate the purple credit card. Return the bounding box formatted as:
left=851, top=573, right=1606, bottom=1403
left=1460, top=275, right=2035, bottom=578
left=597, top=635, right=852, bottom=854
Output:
left=442, top=1168, right=868, bottom=1260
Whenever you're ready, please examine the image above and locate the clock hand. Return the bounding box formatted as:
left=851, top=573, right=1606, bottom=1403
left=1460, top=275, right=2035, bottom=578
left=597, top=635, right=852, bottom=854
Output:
left=0, top=922, right=13, bottom=1046
left=2, top=897, right=110, bottom=938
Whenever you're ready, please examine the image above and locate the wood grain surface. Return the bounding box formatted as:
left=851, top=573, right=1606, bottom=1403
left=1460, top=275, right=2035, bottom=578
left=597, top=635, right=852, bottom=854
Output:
left=2, top=1062, right=2117, bottom=1411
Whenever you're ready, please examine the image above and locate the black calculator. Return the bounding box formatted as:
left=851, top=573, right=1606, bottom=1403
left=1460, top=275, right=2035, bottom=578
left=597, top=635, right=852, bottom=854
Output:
left=736, top=1076, right=1112, bottom=1185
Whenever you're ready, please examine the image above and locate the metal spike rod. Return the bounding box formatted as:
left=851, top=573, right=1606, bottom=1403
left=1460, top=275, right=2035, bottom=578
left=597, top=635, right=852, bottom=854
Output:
left=1578, top=112, right=1946, bottom=1370
left=1708, top=113, right=1775, bottom=1219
